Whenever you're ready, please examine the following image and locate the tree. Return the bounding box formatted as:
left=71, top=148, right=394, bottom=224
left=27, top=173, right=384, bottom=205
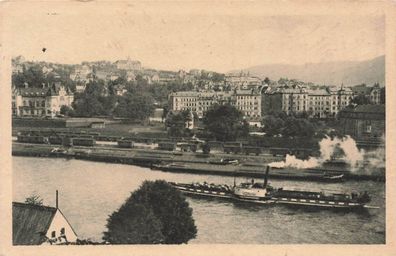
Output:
left=60, top=105, right=74, bottom=116
left=113, top=92, right=155, bottom=120
left=165, top=110, right=192, bottom=137
left=262, top=115, right=285, bottom=136
left=103, top=202, right=164, bottom=244
left=103, top=180, right=197, bottom=244
left=25, top=194, right=43, bottom=206
left=203, top=104, right=249, bottom=141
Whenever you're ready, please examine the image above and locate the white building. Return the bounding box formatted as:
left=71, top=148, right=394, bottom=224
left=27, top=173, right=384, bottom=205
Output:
left=12, top=202, right=78, bottom=245
left=169, top=89, right=261, bottom=120
left=12, top=83, right=74, bottom=117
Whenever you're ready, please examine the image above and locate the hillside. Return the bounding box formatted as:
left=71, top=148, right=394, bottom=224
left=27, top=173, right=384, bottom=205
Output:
left=234, top=55, right=385, bottom=86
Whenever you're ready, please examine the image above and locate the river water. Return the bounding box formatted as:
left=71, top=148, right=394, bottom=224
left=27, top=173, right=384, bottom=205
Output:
left=12, top=157, right=385, bottom=244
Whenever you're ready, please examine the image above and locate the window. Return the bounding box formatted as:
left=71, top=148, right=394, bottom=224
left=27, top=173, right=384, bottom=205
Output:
left=60, top=228, right=65, bottom=235
left=51, top=231, right=56, bottom=238
left=365, top=120, right=372, bottom=133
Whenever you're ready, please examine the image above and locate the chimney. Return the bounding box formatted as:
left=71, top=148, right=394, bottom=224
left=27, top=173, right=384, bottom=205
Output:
left=56, top=190, right=59, bottom=209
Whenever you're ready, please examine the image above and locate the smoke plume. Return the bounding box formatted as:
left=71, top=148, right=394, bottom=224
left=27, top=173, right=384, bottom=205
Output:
left=268, top=135, right=385, bottom=173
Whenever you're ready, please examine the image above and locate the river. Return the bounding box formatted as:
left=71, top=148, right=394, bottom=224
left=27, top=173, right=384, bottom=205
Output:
left=12, top=156, right=385, bottom=244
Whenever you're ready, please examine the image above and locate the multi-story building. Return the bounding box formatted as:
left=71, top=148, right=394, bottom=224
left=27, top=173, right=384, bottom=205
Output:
left=12, top=83, right=74, bottom=117
left=169, top=89, right=261, bottom=119
left=263, top=85, right=353, bottom=118
left=232, top=89, right=262, bottom=118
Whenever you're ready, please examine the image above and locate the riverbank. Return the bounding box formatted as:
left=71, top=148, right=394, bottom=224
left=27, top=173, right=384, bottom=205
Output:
left=12, top=142, right=385, bottom=181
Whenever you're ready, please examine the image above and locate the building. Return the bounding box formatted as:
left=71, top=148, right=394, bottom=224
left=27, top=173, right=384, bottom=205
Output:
left=262, top=85, right=353, bottom=118
left=338, top=104, right=385, bottom=147
left=225, top=74, right=262, bottom=89
left=115, top=58, right=141, bottom=71
left=70, top=65, right=92, bottom=82
left=13, top=202, right=78, bottom=245
left=169, top=89, right=261, bottom=120
left=351, top=83, right=382, bottom=104
left=75, top=82, right=87, bottom=93
left=169, top=91, right=232, bottom=118
left=149, top=108, right=165, bottom=123
left=12, top=83, right=74, bottom=117
left=113, top=84, right=128, bottom=96
left=232, top=89, right=262, bottom=118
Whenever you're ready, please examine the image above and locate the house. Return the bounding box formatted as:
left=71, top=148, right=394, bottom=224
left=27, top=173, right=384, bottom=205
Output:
left=351, top=83, right=382, bottom=104
left=12, top=83, right=74, bottom=117
left=113, top=84, right=128, bottom=96
left=12, top=202, right=78, bottom=245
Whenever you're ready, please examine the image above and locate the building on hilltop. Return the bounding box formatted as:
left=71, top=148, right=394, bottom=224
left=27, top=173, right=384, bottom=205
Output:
left=115, top=58, right=141, bottom=71
left=225, top=74, right=262, bottom=89
left=12, top=83, right=74, bottom=117
left=13, top=201, right=78, bottom=245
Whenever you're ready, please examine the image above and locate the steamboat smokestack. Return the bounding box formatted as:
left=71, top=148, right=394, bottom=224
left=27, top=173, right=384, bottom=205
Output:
left=264, top=166, right=270, bottom=188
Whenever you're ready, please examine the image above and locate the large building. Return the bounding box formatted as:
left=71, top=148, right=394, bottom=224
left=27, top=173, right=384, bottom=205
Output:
left=12, top=83, right=74, bottom=117
left=169, top=89, right=261, bottom=119
left=262, top=85, right=353, bottom=118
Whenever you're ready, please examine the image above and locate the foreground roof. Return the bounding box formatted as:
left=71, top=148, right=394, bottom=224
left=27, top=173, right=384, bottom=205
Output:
left=13, top=202, right=57, bottom=245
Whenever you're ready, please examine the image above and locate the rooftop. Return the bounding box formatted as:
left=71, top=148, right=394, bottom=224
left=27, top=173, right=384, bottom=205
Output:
left=13, top=202, right=57, bottom=245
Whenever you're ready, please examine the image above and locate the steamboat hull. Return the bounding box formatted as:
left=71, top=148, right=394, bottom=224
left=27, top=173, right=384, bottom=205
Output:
left=272, top=197, right=365, bottom=209
left=170, top=183, right=369, bottom=210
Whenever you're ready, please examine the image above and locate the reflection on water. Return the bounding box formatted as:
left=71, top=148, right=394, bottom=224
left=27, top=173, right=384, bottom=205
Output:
left=12, top=157, right=385, bottom=244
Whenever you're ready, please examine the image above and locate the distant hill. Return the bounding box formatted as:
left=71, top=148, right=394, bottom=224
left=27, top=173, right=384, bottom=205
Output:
left=232, top=55, right=385, bottom=86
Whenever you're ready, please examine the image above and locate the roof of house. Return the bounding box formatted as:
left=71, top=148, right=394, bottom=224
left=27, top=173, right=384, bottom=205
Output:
left=307, top=89, right=330, bottom=96
left=17, top=84, right=72, bottom=97
left=13, top=202, right=57, bottom=245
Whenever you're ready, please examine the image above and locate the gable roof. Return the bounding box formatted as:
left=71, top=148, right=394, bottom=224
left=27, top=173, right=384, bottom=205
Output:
left=13, top=202, right=57, bottom=245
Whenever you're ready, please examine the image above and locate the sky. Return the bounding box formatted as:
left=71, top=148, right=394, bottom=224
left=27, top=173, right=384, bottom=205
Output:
left=3, top=2, right=385, bottom=73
